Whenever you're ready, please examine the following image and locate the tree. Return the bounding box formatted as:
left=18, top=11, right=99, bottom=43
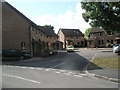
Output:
left=81, top=2, right=120, bottom=34
left=42, top=25, right=54, bottom=32
left=84, top=28, right=92, bottom=39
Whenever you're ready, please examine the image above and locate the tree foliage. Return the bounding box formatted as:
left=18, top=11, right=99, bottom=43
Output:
left=81, top=2, right=120, bottom=34
left=42, top=25, right=54, bottom=31
left=84, top=28, right=92, bottom=39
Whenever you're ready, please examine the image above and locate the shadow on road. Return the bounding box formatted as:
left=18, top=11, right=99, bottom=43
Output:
left=2, top=51, right=102, bottom=72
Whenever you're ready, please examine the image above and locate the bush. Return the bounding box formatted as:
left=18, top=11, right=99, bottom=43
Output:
left=106, top=43, right=113, bottom=48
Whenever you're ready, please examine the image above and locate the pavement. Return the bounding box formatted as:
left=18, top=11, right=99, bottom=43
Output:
left=85, top=55, right=120, bottom=83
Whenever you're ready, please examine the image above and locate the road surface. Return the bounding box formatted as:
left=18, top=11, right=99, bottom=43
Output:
left=2, top=49, right=119, bottom=88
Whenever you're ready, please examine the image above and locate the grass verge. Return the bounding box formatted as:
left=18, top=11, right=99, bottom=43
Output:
left=92, top=57, right=120, bottom=70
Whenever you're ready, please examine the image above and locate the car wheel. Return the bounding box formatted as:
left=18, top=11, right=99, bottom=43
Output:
left=20, top=56, right=24, bottom=60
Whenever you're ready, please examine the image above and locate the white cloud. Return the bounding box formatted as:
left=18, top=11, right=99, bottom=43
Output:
left=33, top=3, right=91, bottom=34
left=34, top=15, right=56, bottom=26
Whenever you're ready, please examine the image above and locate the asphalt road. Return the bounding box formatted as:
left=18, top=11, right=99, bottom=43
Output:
left=2, top=49, right=119, bottom=88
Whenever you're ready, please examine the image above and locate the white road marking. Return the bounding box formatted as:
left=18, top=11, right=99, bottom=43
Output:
left=45, top=69, right=50, bottom=71
left=74, top=75, right=83, bottom=77
left=3, top=65, right=43, bottom=71
left=63, top=73, right=71, bottom=75
left=51, top=69, right=57, bottom=71
left=67, top=72, right=76, bottom=74
left=35, top=68, right=42, bottom=70
left=78, top=74, right=87, bottom=76
left=68, top=72, right=73, bottom=74
left=55, top=72, right=61, bottom=74
left=17, top=66, right=28, bottom=69
left=2, top=74, right=41, bottom=84
left=28, top=67, right=36, bottom=69
left=91, top=53, right=98, bottom=60
left=59, top=70, right=66, bottom=72
left=51, top=62, right=66, bottom=69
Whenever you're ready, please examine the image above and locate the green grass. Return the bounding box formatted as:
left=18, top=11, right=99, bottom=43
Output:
left=92, top=57, right=120, bottom=70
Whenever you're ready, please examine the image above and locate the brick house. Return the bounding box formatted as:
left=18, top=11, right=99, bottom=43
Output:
left=38, top=26, right=58, bottom=50
left=57, top=28, right=85, bottom=48
left=115, top=33, right=120, bottom=44
left=2, top=1, right=58, bottom=56
left=87, top=27, right=116, bottom=48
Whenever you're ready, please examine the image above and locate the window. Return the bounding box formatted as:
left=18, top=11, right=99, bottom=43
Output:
left=67, top=37, right=69, bottom=39
left=98, top=32, right=102, bottom=36
left=111, top=40, right=113, bottom=44
left=89, top=41, right=91, bottom=45
left=98, top=40, right=104, bottom=45
left=36, top=29, right=38, bottom=34
left=90, top=33, right=94, bottom=37
left=31, top=26, right=34, bottom=32
left=91, top=33, right=94, bottom=36
left=107, top=40, right=113, bottom=44
left=43, top=33, right=46, bottom=38
left=21, top=42, right=26, bottom=51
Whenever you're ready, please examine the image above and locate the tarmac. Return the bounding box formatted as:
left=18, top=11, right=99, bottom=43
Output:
left=2, top=49, right=120, bottom=83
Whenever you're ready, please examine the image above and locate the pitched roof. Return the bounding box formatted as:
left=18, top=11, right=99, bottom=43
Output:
left=38, top=26, right=58, bottom=37
left=59, top=28, right=84, bottom=37
left=90, top=27, right=104, bottom=33
left=2, top=2, right=38, bottom=27
left=3, top=2, right=57, bottom=37
left=115, top=33, right=120, bottom=39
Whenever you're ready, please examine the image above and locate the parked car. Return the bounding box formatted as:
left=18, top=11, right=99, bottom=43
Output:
left=2, top=49, right=31, bottom=61
left=113, top=44, right=120, bottom=55
left=50, top=50, right=58, bottom=55
left=66, top=45, right=74, bottom=52
left=22, top=51, right=32, bottom=59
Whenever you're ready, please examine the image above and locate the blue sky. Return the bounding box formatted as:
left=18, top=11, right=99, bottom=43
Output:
left=6, top=0, right=91, bottom=33
left=8, top=2, right=76, bottom=17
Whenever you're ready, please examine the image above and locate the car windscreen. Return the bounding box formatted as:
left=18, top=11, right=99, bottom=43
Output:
left=67, top=46, right=73, bottom=48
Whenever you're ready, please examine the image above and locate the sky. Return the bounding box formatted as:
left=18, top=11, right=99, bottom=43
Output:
left=5, top=0, right=91, bottom=33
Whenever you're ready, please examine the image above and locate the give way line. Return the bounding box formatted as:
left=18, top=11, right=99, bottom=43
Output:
left=2, top=74, right=41, bottom=84
left=45, top=62, right=66, bottom=71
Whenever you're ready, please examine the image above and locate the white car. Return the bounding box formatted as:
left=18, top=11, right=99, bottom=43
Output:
left=66, top=45, right=75, bottom=52
left=113, top=44, right=120, bottom=54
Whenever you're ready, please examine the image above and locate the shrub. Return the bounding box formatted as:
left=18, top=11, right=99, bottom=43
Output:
left=106, top=43, right=113, bottom=48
